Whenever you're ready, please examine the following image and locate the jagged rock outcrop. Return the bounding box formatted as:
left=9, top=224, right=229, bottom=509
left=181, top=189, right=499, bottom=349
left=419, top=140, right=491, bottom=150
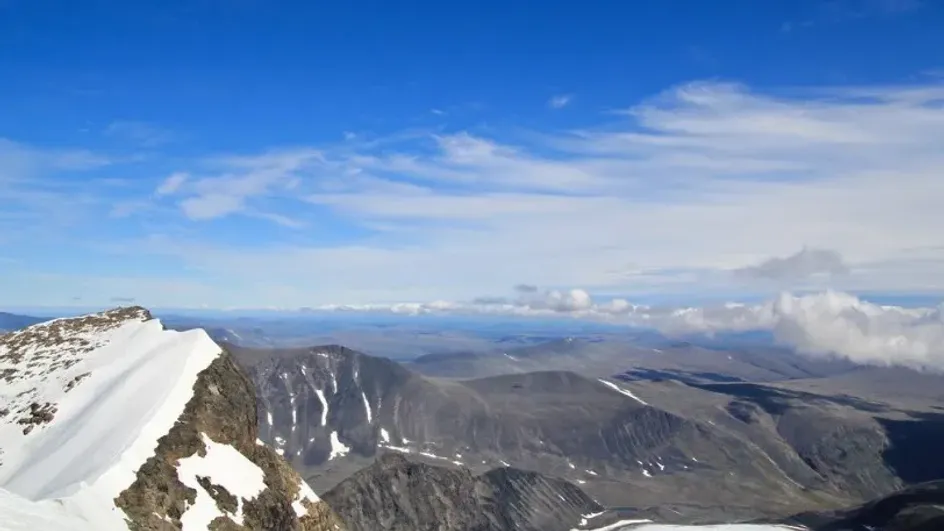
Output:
left=321, top=452, right=602, bottom=531
left=116, top=352, right=346, bottom=530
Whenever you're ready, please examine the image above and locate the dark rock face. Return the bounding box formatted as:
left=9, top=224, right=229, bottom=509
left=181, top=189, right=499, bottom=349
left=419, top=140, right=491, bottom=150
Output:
left=321, top=453, right=601, bottom=531
left=782, top=481, right=944, bottom=531
left=115, top=351, right=346, bottom=531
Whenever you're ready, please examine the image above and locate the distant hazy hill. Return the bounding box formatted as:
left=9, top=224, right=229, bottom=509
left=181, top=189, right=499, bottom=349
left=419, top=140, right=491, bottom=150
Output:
left=0, top=311, right=43, bottom=333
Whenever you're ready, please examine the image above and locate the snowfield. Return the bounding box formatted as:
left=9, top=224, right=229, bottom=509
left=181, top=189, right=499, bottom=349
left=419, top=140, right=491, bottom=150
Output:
left=577, top=523, right=805, bottom=531
left=0, top=308, right=292, bottom=530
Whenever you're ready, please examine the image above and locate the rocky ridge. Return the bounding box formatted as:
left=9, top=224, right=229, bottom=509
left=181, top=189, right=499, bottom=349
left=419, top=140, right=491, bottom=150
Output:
left=0, top=307, right=345, bottom=531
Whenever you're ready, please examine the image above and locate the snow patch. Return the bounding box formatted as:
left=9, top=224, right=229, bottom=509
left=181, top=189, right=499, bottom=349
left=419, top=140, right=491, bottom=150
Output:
left=328, top=431, right=350, bottom=460
left=361, top=391, right=372, bottom=424
left=573, top=519, right=652, bottom=531
left=291, top=478, right=321, bottom=517
left=578, top=511, right=607, bottom=527
left=381, top=444, right=412, bottom=454
left=597, top=378, right=648, bottom=405
left=380, top=428, right=390, bottom=443
left=177, top=433, right=267, bottom=528
left=627, top=526, right=802, bottom=531
left=315, top=388, right=329, bottom=426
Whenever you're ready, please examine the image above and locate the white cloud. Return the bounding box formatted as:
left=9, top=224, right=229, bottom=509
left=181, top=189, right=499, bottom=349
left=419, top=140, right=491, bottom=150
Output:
left=315, top=288, right=944, bottom=371
left=173, top=148, right=323, bottom=220
left=155, top=172, right=188, bottom=196
left=548, top=94, right=573, bottom=109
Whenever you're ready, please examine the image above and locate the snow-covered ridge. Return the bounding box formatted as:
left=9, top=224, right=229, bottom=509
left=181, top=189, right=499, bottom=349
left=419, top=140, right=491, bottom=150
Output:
left=0, top=307, right=341, bottom=530
left=0, top=307, right=222, bottom=527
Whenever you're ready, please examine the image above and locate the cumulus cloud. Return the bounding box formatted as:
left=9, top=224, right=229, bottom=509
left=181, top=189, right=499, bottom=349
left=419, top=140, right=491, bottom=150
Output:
left=769, top=291, right=943, bottom=369
left=316, top=287, right=944, bottom=371
left=735, top=247, right=849, bottom=281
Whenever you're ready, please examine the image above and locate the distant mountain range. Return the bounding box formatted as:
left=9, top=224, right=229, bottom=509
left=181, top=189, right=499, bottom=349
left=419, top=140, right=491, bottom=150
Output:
left=230, top=338, right=944, bottom=527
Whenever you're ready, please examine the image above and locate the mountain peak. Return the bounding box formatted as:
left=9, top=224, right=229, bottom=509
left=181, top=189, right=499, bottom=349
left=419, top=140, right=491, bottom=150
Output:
left=0, top=309, right=345, bottom=530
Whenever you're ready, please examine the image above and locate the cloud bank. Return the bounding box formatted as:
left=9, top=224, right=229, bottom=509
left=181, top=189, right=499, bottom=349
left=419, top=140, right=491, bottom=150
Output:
left=318, top=288, right=944, bottom=372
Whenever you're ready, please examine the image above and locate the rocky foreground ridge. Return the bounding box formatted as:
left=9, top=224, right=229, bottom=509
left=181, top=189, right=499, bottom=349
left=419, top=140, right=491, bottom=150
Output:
left=0, top=307, right=345, bottom=531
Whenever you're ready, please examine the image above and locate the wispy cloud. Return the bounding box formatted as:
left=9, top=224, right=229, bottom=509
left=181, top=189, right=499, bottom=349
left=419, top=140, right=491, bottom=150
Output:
left=104, top=120, right=176, bottom=147
left=155, top=172, right=188, bottom=196
left=159, top=148, right=323, bottom=221
left=0, top=138, right=117, bottom=236
left=7, top=79, right=944, bottom=310
left=548, top=94, right=573, bottom=109
left=734, top=247, right=849, bottom=281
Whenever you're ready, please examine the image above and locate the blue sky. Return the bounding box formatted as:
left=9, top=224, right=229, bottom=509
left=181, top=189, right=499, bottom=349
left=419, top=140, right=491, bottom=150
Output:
left=2, top=0, right=944, bottom=311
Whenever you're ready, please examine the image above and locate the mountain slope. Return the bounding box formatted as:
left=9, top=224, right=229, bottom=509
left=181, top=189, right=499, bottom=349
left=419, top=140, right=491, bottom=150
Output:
left=233, top=344, right=858, bottom=517
left=410, top=339, right=857, bottom=382
left=234, top=341, right=944, bottom=523
left=0, top=307, right=345, bottom=530
left=322, top=453, right=602, bottom=531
